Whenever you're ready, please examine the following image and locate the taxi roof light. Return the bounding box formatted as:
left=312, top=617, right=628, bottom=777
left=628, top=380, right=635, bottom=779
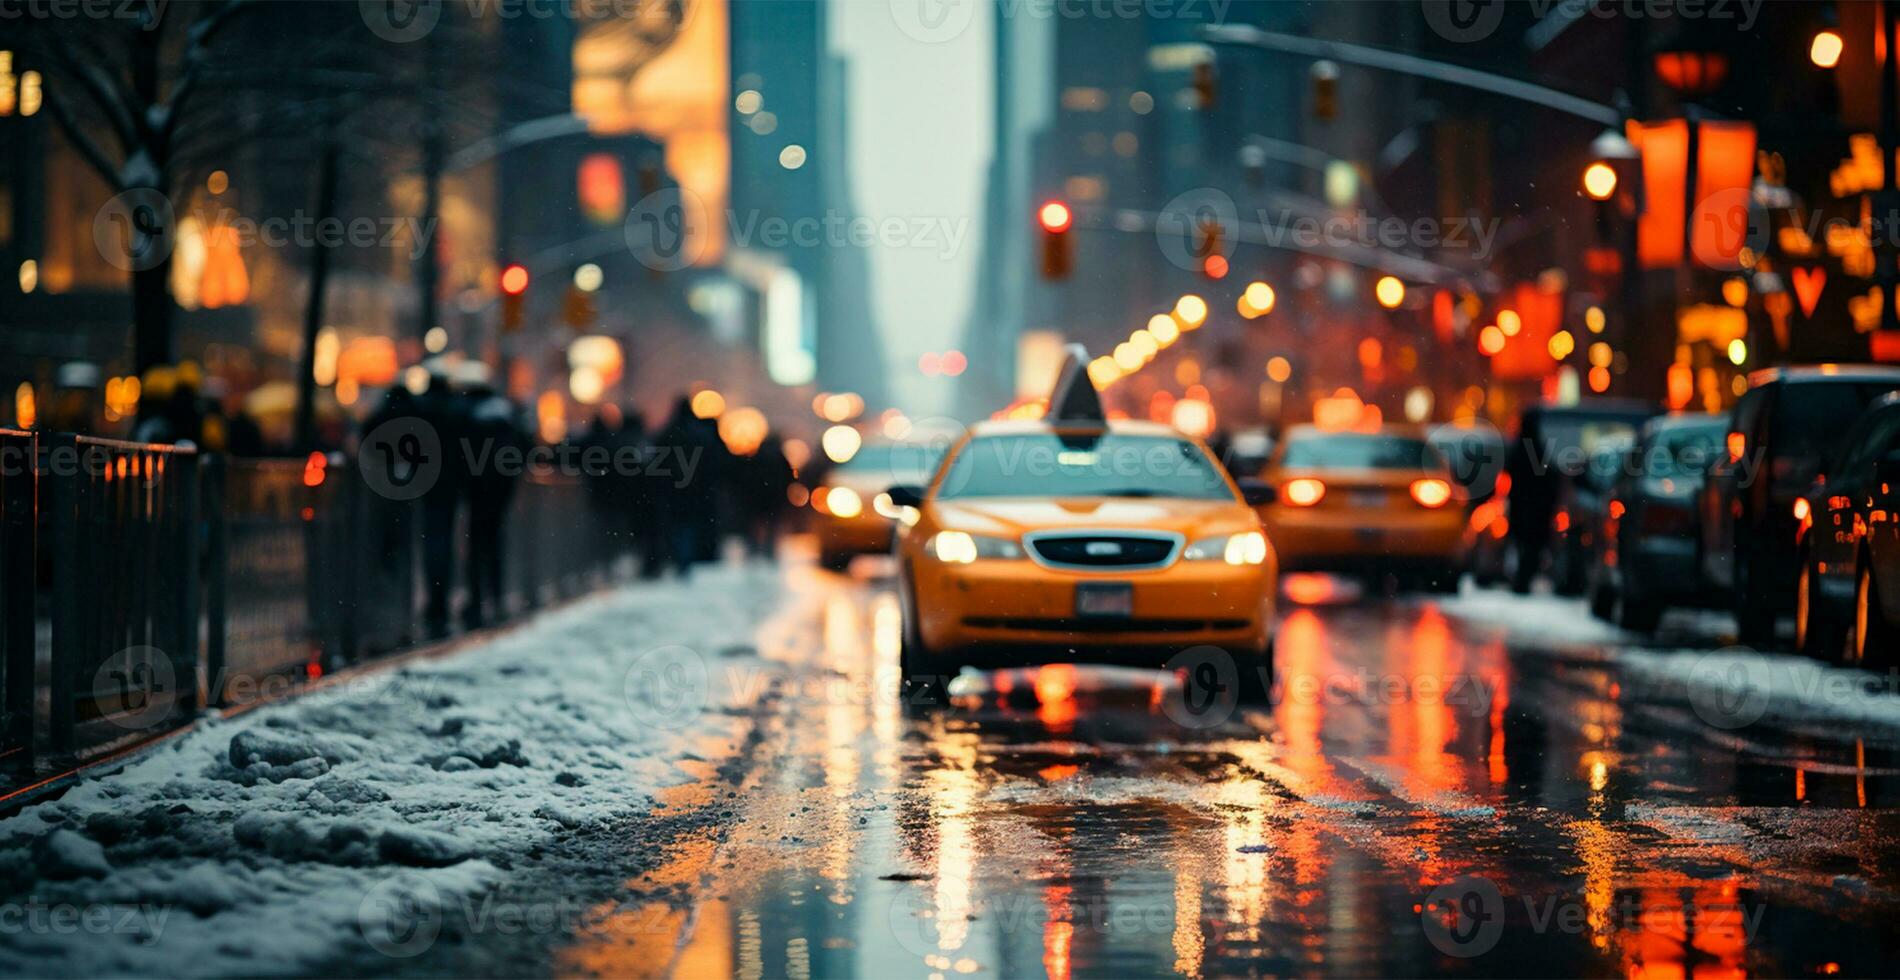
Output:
left=1046, top=343, right=1106, bottom=423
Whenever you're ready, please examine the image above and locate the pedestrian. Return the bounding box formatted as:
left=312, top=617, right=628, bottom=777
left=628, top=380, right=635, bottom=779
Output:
left=1505, top=412, right=1554, bottom=595
left=412, top=362, right=470, bottom=638
left=460, top=362, right=523, bottom=630
left=652, top=395, right=718, bottom=577
left=737, top=433, right=794, bottom=558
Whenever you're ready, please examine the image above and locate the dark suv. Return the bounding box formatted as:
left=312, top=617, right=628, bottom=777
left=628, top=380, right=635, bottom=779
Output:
left=1700, top=367, right=1900, bottom=646
left=1587, top=413, right=1727, bottom=631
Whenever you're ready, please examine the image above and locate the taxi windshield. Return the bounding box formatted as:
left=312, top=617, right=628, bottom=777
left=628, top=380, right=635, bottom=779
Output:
left=937, top=433, right=1233, bottom=500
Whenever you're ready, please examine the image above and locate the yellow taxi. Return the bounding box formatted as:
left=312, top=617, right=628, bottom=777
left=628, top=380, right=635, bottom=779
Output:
left=811, top=442, right=945, bottom=572
left=1256, top=424, right=1467, bottom=592
left=886, top=354, right=1278, bottom=703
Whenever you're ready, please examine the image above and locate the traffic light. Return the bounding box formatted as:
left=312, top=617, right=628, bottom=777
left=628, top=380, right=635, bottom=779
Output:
left=1192, top=61, right=1217, bottom=110
left=1038, top=199, right=1072, bottom=280
left=1311, top=60, right=1339, bottom=121
left=500, top=263, right=529, bottom=333
left=563, top=286, right=596, bottom=330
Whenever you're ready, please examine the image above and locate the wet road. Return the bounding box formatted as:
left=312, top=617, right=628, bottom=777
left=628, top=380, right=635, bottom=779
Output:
left=559, top=560, right=1900, bottom=978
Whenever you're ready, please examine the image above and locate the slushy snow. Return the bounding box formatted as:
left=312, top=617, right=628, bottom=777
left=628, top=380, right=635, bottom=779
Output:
left=0, top=566, right=781, bottom=977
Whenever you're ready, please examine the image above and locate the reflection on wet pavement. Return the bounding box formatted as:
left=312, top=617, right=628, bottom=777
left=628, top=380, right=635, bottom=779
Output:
left=560, top=569, right=1900, bottom=978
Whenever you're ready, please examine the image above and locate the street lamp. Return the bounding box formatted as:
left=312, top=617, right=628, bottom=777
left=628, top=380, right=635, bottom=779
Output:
left=1810, top=29, right=1844, bottom=70
left=1374, top=276, right=1405, bottom=309
left=1581, top=162, right=1619, bottom=201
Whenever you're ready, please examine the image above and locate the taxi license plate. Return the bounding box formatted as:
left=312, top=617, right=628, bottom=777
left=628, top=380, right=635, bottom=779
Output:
left=1075, top=582, right=1133, bottom=618
left=1349, top=490, right=1386, bottom=508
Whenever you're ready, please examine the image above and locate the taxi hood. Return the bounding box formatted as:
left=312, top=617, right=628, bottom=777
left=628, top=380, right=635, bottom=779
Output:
left=931, top=496, right=1256, bottom=540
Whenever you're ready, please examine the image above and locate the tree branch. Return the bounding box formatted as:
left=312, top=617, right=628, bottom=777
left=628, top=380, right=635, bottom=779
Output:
left=40, top=86, right=126, bottom=191
left=164, top=0, right=260, bottom=141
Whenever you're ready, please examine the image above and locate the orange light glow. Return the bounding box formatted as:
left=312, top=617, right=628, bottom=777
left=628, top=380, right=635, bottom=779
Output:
left=302, top=452, right=327, bottom=488
left=1811, top=30, right=1844, bottom=69
left=1202, top=254, right=1229, bottom=279
left=1282, top=478, right=1326, bottom=507
left=1581, top=161, right=1618, bottom=200
left=1374, top=275, right=1405, bottom=309
left=1281, top=572, right=1339, bottom=605
left=1478, top=325, right=1506, bottom=356
left=1793, top=497, right=1811, bottom=523
left=1728, top=431, right=1745, bottom=463
left=500, top=263, right=530, bottom=296
left=1038, top=200, right=1072, bottom=233
left=1588, top=365, right=1612, bottom=392
left=1409, top=478, right=1452, bottom=508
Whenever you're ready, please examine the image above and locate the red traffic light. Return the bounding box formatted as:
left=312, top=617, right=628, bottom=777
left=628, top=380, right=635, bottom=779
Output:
left=1038, top=200, right=1072, bottom=234
left=500, top=264, right=530, bottom=297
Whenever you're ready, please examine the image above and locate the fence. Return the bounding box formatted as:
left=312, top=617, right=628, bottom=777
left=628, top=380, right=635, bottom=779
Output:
left=1, top=436, right=633, bottom=780
left=1, top=430, right=35, bottom=770
left=45, top=435, right=201, bottom=758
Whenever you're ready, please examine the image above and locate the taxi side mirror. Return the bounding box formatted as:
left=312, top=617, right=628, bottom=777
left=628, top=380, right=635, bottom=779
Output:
left=886, top=484, right=925, bottom=509
left=1237, top=478, right=1276, bottom=506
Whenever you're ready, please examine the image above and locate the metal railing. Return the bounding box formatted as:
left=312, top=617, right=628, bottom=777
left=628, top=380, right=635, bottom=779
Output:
left=45, top=435, right=201, bottom=757
left=0, top=430, right=35, bottom=769
left=2, top=435, right=636, bottom=781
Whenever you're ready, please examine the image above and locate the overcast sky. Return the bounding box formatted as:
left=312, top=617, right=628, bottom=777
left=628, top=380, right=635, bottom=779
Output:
left=832, top=3, right=994, bottom=415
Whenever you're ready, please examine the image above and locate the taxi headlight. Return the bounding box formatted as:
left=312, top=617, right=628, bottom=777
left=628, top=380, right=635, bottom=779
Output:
left=928, top=531, right=1022, bottom=563
left=1184, top=531, right=1269, bottom=565
left=826, top=486, right=863, bottom=518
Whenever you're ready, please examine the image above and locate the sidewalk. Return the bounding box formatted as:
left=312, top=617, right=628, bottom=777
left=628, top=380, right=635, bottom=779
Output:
left=0, top=563, right=785, bottom=977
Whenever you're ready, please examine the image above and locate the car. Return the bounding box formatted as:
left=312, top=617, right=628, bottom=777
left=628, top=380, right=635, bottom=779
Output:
left=810, top=441, right=945, bottom=572
left=1700, top=366, right=1900, bottom=646
left=886, top=351, right=1278, bottom=705
left=1255, top=424, right=1467, bottom=592
left=1794, top=392, right=1900, bottom=662
left=1548, top=431, right=1636, bottom=596
left=1494, top=400, right=1657, bottom=594
left=1586, top=413, right=1728, bottom=631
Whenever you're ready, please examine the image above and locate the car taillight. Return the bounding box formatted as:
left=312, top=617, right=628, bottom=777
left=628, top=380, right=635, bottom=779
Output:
left=1409, top=478, right=1452, bottom=508
left=1727, top=431, right=1745, bottom=464
left=1283, top=478, right=1326, bottom=507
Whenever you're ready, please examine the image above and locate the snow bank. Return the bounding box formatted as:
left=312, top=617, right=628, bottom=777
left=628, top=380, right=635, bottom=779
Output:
left=1440, top=583, right=1900, bottom=733
left=0, top=565, right=779, bottom=977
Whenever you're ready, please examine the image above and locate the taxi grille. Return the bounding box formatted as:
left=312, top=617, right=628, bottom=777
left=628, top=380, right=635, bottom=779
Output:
left=1028, top=535, right=1176, bottom=567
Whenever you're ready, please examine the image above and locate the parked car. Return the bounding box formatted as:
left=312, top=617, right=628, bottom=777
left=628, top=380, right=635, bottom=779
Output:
left=811, top=442, right=945, bottom=571
left=1794, top=392, right=1900, bottom=662
left=1699, top=366, right=1900, bottom=646
left=1586, top=413, right=1728, bottom=631
left=1475, top=400, right=1656, bottom=593
left=1549, top=432, right=1635, bottom=595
